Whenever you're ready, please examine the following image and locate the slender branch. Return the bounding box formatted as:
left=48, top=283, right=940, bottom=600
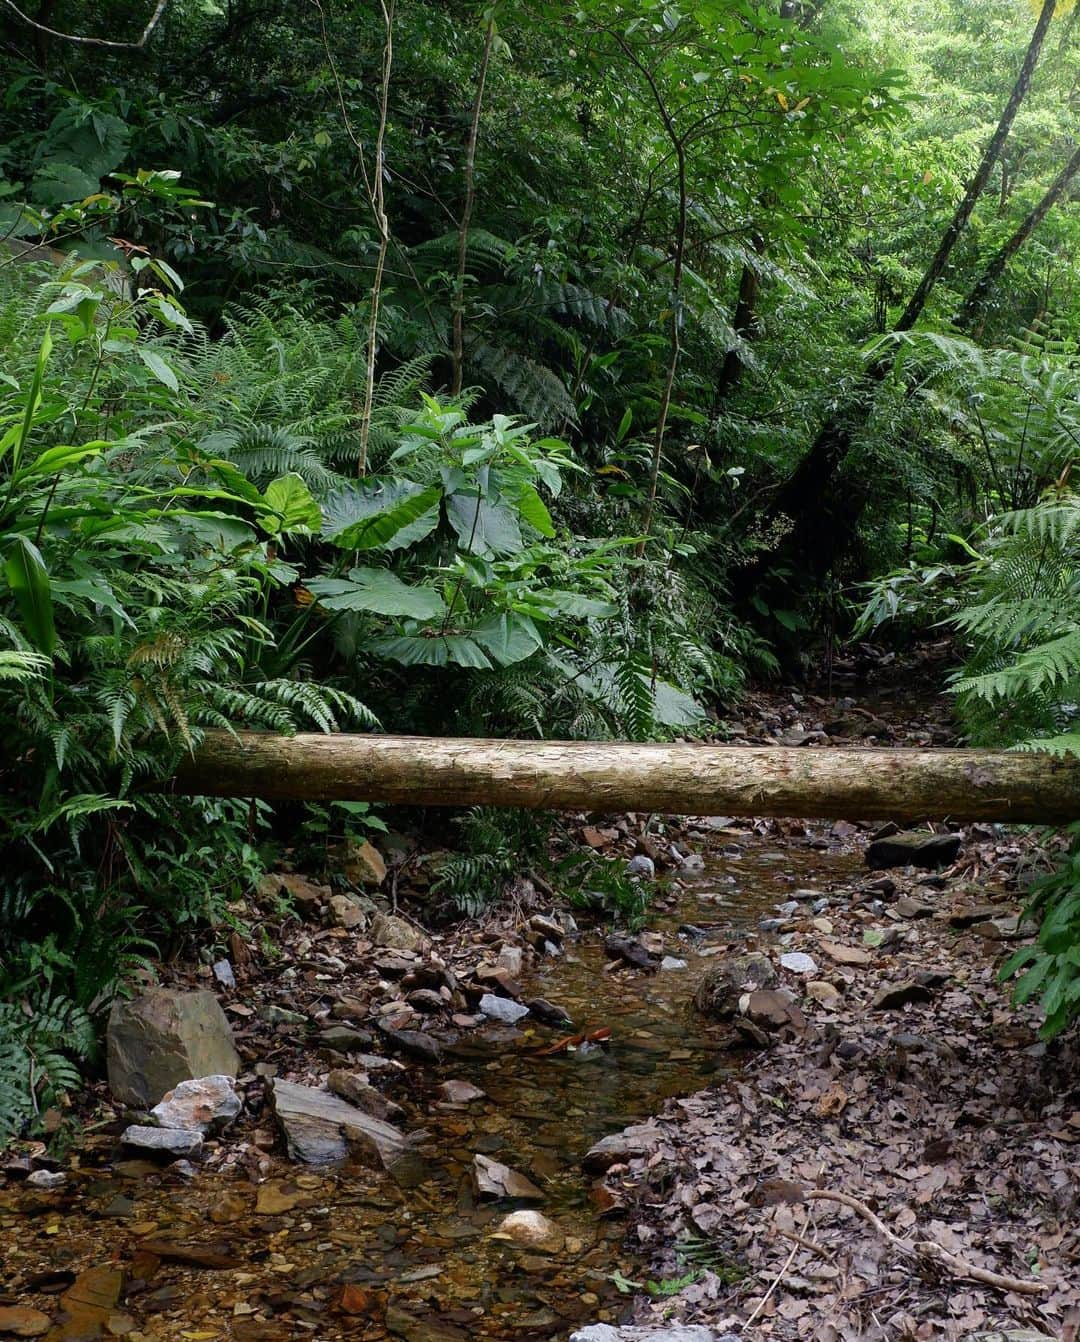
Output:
left=312, top=0, right=395, bottom=476
left=2, top=0, right=169, bottom=50
left=807, top=1190, right=1045, bottom=1296
left=451, top=12, right=497, bottom=397
left=893, top=0, right=1059, bottom=334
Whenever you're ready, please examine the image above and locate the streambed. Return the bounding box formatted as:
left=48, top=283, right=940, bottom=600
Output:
left=2, top=836, right=862, bottom=1341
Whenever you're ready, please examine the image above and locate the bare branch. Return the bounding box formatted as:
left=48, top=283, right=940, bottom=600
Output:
left=1, top=0, right=170, bottom=51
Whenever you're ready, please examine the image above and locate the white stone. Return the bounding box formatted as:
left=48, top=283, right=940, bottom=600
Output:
left=151, top=1075, right=241, bottom=1133
left=479, top=993, right=529, bottom=1024
left=660, top=957, right=688, bottom=971
left=780, top=951, right=818, bottom=975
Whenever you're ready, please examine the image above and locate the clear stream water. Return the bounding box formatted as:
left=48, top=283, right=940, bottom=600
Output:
left=3, top=836, right=862, bottom=1341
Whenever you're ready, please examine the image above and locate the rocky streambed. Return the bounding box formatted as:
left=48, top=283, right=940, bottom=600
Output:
left=2, top=748, right=1076, bottom=1341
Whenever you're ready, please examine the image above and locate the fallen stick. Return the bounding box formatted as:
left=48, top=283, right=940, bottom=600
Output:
left=807, top=1190, right=1045, bottom=1296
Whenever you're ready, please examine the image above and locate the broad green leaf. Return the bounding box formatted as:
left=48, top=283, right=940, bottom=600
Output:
left=470, top=612, right=543, bottom=666
left=308, top=568, right=446, bottom=620
left=263, top=473, right=322, bottom=533
left=4, top=535, right=55, bottom=655
left=445, top=491, right=523, bottom=555
left=511, top=484, right=555, bottom=537
left=138, top=348, right=180, bottom=392
left=1, top=327, right=52, bottom=473
left=369, top=633, right=493, bottom=669
left=532, top=590, right=618, bottom=620
left=323, top=480, right=442, bottom=552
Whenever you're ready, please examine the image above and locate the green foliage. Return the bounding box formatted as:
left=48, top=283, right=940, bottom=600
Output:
left=557, top=849, right=653, bottom=930
left=999, top=827, right=1080, bottom=1040
left=431, top=808, right=552, bottom=918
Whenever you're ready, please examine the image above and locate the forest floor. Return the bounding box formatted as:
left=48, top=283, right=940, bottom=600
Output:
left=1, top=646, right=1077, bottom=1342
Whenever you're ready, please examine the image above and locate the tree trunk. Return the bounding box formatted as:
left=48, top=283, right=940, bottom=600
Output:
left=715, top=235, right=764, bottom=402
left=753, top=0, right=1060, bottom=588
left=170, top=733, right=1080, bottom=823
left=893, top=0, right=1058, bottom=334
left=956, top=141, right=1080, bottom=333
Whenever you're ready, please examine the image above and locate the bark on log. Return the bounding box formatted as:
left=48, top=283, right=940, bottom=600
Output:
left=170, top=734, right=1080, bottom=823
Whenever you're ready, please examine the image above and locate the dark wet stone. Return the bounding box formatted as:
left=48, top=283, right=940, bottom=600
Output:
left=865, top=832, right=961, bottom=870
left=872, top=980, right=934, bottom=1010
left=376, top=1021, right=442, bottom=1063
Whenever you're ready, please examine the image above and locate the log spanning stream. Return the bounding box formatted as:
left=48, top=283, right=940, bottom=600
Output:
left=1, top=839, right=860, bottom=1340
left=171, top=734, right=1080, bottom=823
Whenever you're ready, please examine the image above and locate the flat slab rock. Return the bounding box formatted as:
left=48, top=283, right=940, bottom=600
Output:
left=865, top=831, right=961, bottom=870
left=269, top=1078, right=410, bottom=1168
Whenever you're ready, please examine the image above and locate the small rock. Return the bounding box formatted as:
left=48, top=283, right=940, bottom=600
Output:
left=150, top=1075, right=241, bottom=1133
left=895, top=897, right=936, bottom=919
left=370, top=912, right=424, bottom=952
left=497, top=946, right=524, bottom=978
left=582, top=1123, right=661, bottom=1174
left=261, top=1004, right=309, bottom=1026
left=407, top=988, right=445, bottom=1013
left=270, top=1078, right=411, bottom=1168
left=480, top=993, right=530, bottom=1024
left=0, top=1306, right=51, bottom=1337
left=746, top=989, right=805, bottom=1033
left=25, top=1169, right=66, bottom=1190
left=775, top=901, right=799, bottom=916
left=495, top=1209, right=565, bottom=1253
left=948, top=904, right=1004, bottom=929
left=211, top=959, right=235, bottom=989
left=659, top=956, right=688, bottom=971
left=524, top=998, right=571, bottom=1026
left=327, top=1069, right=404, bottom=1122
left=626, top=855, right=655, bottom=879
left=528, top=913, right=565, bottom=942
left=806, top=980, right=841, bottom=1004
left=818, top=940, right=872, bottom=967
left=694, top=952, right=777, bottom=1019
left=872, top=980, right=934, bottom=1011
left=732, top=1016, right=773, bottom=1049
left=439, top=1080, right=486, bottom=1104
left=779, top=951, right=818, bottom=975
left=318, top=1025, right=373, bottom=1053
left=328, top=894, right=366, bottom=928
left=570, top=1327, right=724, bottom=1342
left=377, top=1021, right=442, bottom=1063
left=604, top=935, right=659, bottom=972
left=121, top=1126, right=204, bottom=1157
left=255, top=1180, right=311, bottom=1215
left=866, top=831, right=961, bottom=870
left=473, top=1153, right=544, bottom=1201
left=680, top=853, right=705, bottom=872
left=343, top=839, right=386, bottom=886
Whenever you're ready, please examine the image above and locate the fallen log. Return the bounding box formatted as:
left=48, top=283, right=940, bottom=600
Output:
left=169, top=734, right=1079, bottom=823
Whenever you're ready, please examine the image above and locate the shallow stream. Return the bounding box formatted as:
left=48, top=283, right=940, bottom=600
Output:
left=3, top=837, right=861, bottom=1341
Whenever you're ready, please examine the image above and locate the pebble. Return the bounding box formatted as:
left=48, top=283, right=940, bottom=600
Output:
left=659, top=957, right=688, bottom=971
left=121, top=1126, right=204, bottom=1157
left=212, top=958, right=236, bottom=989
left=626, top=855, right=655, bottom=879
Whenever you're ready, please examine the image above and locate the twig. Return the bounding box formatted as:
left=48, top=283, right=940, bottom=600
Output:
left=740, top=1211, right=806, bottom=1331
left=2, top=0, right=169, bottom=49
left=772, top=1225, right=834, bottom=1262
left=807, top=1189, right=1045, bottom=1296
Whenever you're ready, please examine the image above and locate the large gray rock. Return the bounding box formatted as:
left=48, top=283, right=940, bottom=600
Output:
left=269, top=1078, right=413, bottom=1170
left=107, top=989, right=240, bottom=1107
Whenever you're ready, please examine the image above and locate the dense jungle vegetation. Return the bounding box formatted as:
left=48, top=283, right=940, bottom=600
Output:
left=0, top=0, right=1078, bottom=1134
